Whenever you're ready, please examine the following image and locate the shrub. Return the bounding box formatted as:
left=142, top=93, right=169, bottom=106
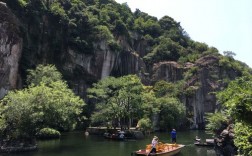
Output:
left=36, top=128, right=61, bottom=139
left=137, top=118, right=152, bottom=131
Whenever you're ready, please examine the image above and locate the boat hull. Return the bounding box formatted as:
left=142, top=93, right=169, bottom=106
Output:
left=194, top=142, right=214, bottom=147
left=134, top=144, right=185, bottom=156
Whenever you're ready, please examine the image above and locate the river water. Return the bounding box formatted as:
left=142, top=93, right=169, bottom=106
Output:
left=0, top=130, right=216, bottom=156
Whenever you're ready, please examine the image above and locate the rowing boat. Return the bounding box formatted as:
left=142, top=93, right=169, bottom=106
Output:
left=134, top=143, right=185, bottom=156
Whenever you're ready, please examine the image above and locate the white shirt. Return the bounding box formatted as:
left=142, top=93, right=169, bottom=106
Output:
left=152, top=139, right=158, bottom=148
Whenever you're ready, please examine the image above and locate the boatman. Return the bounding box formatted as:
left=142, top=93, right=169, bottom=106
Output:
left=171, top=129, right=177, bottom=143
left=148, top=136, right=158, bottom=155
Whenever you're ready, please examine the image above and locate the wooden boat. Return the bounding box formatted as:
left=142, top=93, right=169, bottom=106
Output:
left=133, top=143, right=185, bottom=156
left=194, top=142, right=214, bottom=147
left=194, top=139, right=214, bottom=147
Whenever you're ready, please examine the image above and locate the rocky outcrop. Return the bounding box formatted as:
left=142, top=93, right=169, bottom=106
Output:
left=61, top=41, right=147, bottom=98
left=151, top=61, right=183, bottom=83
left=185, top=56, right=221, bottom=129
left=0, top=2, right=22, bottom=99
left=214, top=124, right=237, bottom=156
left=149, top=55, right=242, bottom=129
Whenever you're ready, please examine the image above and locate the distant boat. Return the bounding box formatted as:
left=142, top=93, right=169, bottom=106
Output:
left=103, top=131, right=135, bottom=141
left=133, top=143, right=185, bottom=156
left=194, top=139, right=214, bottom=147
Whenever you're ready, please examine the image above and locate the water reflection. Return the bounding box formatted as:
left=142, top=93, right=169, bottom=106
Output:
left=0, top=131, right=216, bottom=156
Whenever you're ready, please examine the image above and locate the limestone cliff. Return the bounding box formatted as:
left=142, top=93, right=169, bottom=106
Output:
left=0, top=2, right=22, bottom=99
left=0, top=1, right=250, bottom=130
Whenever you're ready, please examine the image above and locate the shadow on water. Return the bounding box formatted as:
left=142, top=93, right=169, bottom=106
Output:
left=0, top=130, right=216, bottom=156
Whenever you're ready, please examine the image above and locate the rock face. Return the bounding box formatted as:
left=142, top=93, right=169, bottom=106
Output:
left=151, top=56, right=240, bottom=129
left=183, top=56, right=239, bottom=129
left=0, top=2, right=22, bottom=99
left=152, top=61, right=183, bottom=83
left=0, top=3, right=245, bottom=129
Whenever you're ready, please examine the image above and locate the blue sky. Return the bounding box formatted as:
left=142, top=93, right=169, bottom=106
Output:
left=115, top=0, right=252, bottom=68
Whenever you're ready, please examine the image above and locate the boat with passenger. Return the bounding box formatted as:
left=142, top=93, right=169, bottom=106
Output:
left=194, top=137, right=214, bottom=147
left=133, top=143, right=185, bottom=156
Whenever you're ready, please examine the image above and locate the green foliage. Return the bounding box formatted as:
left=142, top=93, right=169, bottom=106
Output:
left=223, top=51, right=236, bottom=58
left=216, top=75, right=252, bottom=155
left=36, top=128, right=61, bottom=139
left=184, top=66, right=199, bottom=81
left=191, top=41, right=208, bottom=53
left=95, top=25, right=114, bottom=41
left=50, top=2, right=67, bottom=19
left=216, top=76, right=252, bottom=124
left=108, top=40, right=121, bottom=52
left=18, top=0, right=28, bottom=7
left=0, top=65, right=85, bottom=141
left=27, top=64, right=62, bottom=86
left=158, top=97, right=186, bottom=130
left=159, top=16, right=189, bottom=46
left=153, top=80, right=174, bottom=97
left=144, top=37, right=181, bottom=64
left=153, top=80, right=182, bottom=98
left=185, top=86, right=199, bottom=96
left=0, top=89, right=36, bottom=140
left=219, top=56, right=252, bottom=77
left=133, top=10, right=161, bottom=37
left=234, top=122, right=252, bottom=156
left=137, top=118, right=152, bottom=131
left=141, top=86, right=159, bottom=118
left=114, top=20, right=128, bottom=35
left=88, top=75, right=144, bottom=128
left=205, top=112, right=228, bottom=135
left=202, top=47, right=219, bottom=56
left=159, top=16, right=178, bottom=31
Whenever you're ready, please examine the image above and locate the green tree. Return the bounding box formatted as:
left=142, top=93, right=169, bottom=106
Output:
left=153, top=80, right=181, bottom=98
left=137, top=118, right=152, bottom=132
left=0, top=65, right=85, bottom=141
left=87, top=75, right=144, bottom=129
left=26, top=64, right=62, bottom=85
left=223, top=51, right=236, bottom=58
left=144, top=37, right=181, bottom=64
left=205, top=112, right=228, bottom=135
left=158, top=97, right=186, bottom=130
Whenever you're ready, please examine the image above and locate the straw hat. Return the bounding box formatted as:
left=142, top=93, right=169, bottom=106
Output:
left=153, top=136, right=158, bottom=140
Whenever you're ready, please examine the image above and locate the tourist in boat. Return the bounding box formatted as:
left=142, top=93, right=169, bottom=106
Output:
left=195, top=136, right=201, bottom=143
left=171, top=129, right=177, bottom=143
left=148, top=136, right=158, bottom=155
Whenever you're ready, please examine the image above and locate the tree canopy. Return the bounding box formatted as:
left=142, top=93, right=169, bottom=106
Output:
left=0, top=64, right=85, bottom=141
left=87, top=75, right=144, bottom=129
left=88, top=75, right=186, bottom=131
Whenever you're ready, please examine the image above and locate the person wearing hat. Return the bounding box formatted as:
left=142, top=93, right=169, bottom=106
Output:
left=148, top=136, right=158, bottom=155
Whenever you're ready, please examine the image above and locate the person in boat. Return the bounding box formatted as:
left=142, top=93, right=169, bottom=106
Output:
left=118, top=131, right=125, bottom=140
left=149, top=136, right=158, bottom=155
left=171, top=129, right=177, bottom=143
left=195, top=136, right=201, bottom=143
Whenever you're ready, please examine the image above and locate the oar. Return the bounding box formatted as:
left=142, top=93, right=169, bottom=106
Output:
left=146, top=147, right=153, bottom=156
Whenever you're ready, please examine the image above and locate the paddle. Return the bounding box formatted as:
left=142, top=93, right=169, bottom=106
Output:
left=146, top=147, right=153, bottom=156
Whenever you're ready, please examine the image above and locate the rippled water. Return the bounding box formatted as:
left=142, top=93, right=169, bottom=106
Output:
left=0, top=130, right=216, bottom=156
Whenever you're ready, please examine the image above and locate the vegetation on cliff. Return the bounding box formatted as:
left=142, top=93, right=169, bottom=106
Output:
left=1, top=0, right=251, bottom=146
left=4, top=0, right=250, bottom=74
